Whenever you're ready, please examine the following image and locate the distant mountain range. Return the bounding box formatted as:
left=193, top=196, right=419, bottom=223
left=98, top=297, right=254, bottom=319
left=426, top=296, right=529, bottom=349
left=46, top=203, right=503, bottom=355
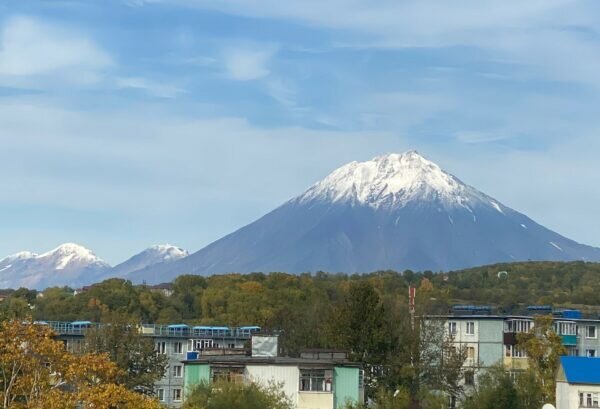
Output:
left=0, top=243, right=187, bottom=289
left=3, top=151, right=600, bottom=289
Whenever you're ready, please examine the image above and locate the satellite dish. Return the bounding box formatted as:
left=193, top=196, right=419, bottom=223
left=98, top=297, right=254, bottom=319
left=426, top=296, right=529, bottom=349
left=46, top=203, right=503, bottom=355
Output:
left=497, top=271, right=508, bottom=279
left=542, top=404, right=555, bottom=409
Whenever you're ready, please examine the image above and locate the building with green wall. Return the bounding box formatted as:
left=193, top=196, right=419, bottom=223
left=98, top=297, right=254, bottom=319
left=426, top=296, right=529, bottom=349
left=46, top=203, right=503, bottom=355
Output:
left=182, top=340, right=363, bottom=409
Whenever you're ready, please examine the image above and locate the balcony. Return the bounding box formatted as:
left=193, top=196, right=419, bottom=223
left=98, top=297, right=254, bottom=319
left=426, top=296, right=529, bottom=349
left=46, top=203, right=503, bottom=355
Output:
left=561, top=334, right=577, bottom=346
left=503, top=357, right=529, bottom=371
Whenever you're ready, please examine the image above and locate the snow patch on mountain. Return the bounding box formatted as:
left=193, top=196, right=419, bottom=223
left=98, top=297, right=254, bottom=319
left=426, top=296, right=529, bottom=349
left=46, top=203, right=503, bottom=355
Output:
left=296, top=151, right=493, bottom=211
left=0, top=243, right=110, bottom=289
left=104, top=244, right=189, bottom=280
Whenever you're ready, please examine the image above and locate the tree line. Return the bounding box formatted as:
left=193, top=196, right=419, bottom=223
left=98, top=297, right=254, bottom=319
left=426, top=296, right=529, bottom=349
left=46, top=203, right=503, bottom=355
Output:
left=0, top=260, right=596, bottom=407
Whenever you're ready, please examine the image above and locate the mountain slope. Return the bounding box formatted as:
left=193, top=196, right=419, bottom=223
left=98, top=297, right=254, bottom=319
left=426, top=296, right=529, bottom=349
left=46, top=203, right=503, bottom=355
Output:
left=130, top=151, right=600, bottom=284
left=103, top=244, right=188, bottom=280
left=0, top=243, right=110, bottom=289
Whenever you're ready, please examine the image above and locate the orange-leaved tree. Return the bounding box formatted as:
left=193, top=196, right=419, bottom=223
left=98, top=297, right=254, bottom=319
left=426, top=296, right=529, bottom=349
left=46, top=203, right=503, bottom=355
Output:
left=0, top=318, right=162, bottom=409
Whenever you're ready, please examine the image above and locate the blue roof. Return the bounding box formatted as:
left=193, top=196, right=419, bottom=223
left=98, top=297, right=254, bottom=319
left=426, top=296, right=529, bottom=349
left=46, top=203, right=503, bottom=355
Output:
left=239, top=326, right=261, bottom=330
left=71, top=321, right=92, bottom=326
left=561, top=356, right=600, bottom=384
left=167, top=324, right=189, bottom=329
left=193, top=326, right=212, bottom=330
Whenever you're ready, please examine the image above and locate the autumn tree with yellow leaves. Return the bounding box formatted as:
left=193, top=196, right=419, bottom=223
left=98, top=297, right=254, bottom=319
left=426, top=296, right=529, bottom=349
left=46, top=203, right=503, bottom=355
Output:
left=0, top=319, right=162, bottom=409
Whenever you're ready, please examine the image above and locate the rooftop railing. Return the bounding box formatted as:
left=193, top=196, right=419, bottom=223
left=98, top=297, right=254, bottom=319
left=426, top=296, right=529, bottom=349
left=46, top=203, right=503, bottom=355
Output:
left=39, top=321, right=261, bottom=338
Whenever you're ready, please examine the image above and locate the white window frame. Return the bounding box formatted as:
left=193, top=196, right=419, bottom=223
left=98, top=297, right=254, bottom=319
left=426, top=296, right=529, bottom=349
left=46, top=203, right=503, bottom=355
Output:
left=173, top=341, right=183, bottom=354
left=173, top=365, right=183, bottom=378
left=587, top=325, right=597, bottom=339
left=580, top=392, right=600, bottom=408
left=156, top=388, right=165, bottom=402
left=155, top=341, right=166, bottom=354
left=173, top=388, right=182, bottom=402
left=587, top=349, right=597, bottom=358
left=448, top=322, right=457, bottom=336
left=466, top=322, right=475, bottom=336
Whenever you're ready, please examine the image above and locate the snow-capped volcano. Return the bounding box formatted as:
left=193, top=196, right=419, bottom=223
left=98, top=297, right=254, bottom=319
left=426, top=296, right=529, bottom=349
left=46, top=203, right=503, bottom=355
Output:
left=297, top=151, right=494, bottom=210
left=104, top=244, right=189, bottom=280
left=130, top=150, right=600, bottom=283
left=0, top=243, right=110, bottom=289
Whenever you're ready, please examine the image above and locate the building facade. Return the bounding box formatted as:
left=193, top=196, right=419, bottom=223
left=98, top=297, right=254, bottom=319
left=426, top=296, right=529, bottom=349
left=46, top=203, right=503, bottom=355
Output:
left=47, top=321, right=260, bottom=408
left=430, top=305, right=600, bottom=389
left=183, top=337, right=364, bottom=409
left=556, top=356, right=600, bottom=409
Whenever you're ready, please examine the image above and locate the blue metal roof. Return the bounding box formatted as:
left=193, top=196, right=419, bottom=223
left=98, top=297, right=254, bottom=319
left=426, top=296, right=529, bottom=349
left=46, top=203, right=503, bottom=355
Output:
left=561, top=357, right=600, bottom=384
left=71, top=321, right=92, bottom=326
left=167, top=324, right=189, bottom=329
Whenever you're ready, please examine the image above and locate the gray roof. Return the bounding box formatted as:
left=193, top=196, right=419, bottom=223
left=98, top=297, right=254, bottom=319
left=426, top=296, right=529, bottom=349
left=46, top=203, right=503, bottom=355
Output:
left=183, top=355, right=360, bottom=368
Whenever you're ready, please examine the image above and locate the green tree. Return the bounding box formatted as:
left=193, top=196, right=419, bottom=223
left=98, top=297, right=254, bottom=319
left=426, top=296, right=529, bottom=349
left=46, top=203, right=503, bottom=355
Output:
left=326, top=281, right=390, bottom=395
left=183, top=381, right=293, bottom=409
left=517, top=315, right=566, bottom=404
left=418, top=319, right=468, bottom=407
left=84, top=312, right=167, bottom=395
left=462, top=365, right=520, bottom=409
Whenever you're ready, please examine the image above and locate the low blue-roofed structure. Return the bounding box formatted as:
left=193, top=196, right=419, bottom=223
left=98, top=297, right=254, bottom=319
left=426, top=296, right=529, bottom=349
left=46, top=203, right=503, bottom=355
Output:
left=558, top=356, right=600, bottom=385
left=71, top=321, right=92, bottom=326
left=167, top=324, right=189, bottom=329
left=556, top=356, right=600, bottom=409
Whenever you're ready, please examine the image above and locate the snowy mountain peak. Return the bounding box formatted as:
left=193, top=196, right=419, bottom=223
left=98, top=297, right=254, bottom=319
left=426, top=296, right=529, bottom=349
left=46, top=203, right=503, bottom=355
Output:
left=296, top=150, right=486, bottom=209
left=0, top=243, right=110, bottom=289
left=146, top=244, right=189, bottom=261
left=38, top=243, right=109, bottom=270
left=103, top=244, right=189, bottom=281
left=0, top=251, right=37, bottom=264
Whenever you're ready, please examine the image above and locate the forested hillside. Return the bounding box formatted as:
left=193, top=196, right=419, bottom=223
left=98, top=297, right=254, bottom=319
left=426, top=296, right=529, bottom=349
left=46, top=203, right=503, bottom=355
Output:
left=1, top=261, right=600, bottom=350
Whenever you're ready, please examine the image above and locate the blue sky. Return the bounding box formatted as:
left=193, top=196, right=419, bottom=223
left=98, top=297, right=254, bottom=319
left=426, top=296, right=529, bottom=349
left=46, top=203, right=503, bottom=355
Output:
left=1, top=0, right=600, bottom=264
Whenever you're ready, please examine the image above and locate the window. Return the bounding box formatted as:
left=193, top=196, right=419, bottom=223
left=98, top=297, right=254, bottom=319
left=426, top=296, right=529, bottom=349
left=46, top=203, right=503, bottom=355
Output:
left=189, top=339, right=214, bottom=351
left=358, top=370, right=364, bottom=389
left=448, top=322, right=457, bottom=336
left=228, top=343, right=235, bottom=349
left=299, top=369, right=332, bottom=392
left=173, top=342, right=183, bottom=354
left=556, top=321, right=577, bottom=336
left=466, top=322, right=475, bottom=335
left=155, top=342, right=166, bottom=354
left=587, top=349, right=597, bottom=358
left=587, top=326, right=597, bottom=339
left=173, top=388, right=182, bottom=402
left=466, top=346, right=475, bottom=360
left=156, top=388, right=165, bottom=402
left=173, top=365, right=183, bottom=378
left=505, top=319, right=533, bottom=333
left=464, top=371, right=474, bottom=386
left=580, top=392, right=599, bottom=408
left=505, top=345, right=527, bottom=358
left=212, top=367, right=244, bottom=383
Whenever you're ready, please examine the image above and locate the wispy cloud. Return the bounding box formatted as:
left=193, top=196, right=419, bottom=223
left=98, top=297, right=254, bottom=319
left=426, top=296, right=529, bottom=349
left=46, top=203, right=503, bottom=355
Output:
left=115, top=76, right=187, bottom=98
left=221, top=44, right=278, bottom=81
left=0, top=16, right=112, bottom=83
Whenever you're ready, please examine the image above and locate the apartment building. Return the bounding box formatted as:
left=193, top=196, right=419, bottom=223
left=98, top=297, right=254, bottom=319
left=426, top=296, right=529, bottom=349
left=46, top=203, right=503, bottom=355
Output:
left=183, top=336, right=364, bottom=409
left=47, top=321, right=261, bottom=408
left=430, top=305, right=600, bottom=387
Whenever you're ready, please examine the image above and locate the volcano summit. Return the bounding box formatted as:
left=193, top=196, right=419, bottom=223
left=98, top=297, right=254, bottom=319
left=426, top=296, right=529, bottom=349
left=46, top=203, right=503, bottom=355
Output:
left=128, top=151, right=600, bottom=283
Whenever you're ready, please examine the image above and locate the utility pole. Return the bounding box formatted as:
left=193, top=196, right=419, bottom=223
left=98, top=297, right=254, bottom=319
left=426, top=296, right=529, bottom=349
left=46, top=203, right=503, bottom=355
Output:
left=409, top=286, right=416, bottom=331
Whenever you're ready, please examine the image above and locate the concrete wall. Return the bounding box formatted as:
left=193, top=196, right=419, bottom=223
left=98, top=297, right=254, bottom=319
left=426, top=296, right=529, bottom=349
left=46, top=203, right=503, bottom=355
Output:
left=298, top=392, right=334, bottom=409
left=246, top=365, right=299, bottom=404
left=556, top=381, right=600, bottom=409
